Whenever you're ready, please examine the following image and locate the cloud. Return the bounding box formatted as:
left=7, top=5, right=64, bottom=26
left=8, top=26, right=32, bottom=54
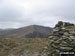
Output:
left=0, top=0, right=75, bottom=28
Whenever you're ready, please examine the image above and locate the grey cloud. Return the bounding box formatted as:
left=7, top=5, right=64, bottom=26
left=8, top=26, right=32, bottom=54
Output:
left=0, top=0, right=25, bottom=22
left=0, top=0, right=75, bottom=28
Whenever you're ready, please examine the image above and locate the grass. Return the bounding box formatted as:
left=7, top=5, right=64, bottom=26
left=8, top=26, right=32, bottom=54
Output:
left=0, top=37, right=48, bottom=56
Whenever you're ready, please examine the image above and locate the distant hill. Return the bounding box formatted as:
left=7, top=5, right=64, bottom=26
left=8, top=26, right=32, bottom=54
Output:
left=0, top=25, right=52, bottom=38
left=0, top=29, right=2, bottom=30
left=0, top=28, right=14, bottom=30
left=3, top=28, right=15, bottom=30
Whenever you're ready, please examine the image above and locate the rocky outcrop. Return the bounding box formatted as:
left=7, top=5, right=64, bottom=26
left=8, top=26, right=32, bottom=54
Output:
left=48, top=21, right=75, bottom=56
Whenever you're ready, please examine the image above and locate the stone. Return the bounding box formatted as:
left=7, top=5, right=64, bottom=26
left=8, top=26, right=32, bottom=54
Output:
left=60, top=47, right=73, bottom=50
left=47, top=21, right=75, bottom=56
left=70, top=36, right=75, bottom=40
left=58, top=31, right=64, bottom=35
left=64, top=32, right=69, bottom=36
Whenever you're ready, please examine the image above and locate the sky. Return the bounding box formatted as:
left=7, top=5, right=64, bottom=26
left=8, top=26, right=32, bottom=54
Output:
left=0, top=0, right=75, bottom=28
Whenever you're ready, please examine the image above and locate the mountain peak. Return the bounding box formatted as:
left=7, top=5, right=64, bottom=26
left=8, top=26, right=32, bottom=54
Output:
left=0, top=25, right=52, bottom=38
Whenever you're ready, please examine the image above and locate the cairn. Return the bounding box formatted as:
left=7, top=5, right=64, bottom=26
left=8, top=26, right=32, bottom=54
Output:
left=48, top=21, right=75, bottom=56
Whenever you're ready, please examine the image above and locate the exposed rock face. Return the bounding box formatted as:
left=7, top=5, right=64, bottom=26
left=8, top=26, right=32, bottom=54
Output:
left=48, top=21, right=75, bottom=56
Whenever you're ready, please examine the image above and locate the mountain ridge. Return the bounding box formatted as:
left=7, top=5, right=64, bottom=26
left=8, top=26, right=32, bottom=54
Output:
left=0, top=25, right=52, bottom=38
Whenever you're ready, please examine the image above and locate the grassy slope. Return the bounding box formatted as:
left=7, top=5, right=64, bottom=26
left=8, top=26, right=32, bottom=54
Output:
left=0, top=37, right=48, bottom=56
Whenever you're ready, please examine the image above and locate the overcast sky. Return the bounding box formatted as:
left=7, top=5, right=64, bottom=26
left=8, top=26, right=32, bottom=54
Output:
left=0, top=0, right=75, bottom=28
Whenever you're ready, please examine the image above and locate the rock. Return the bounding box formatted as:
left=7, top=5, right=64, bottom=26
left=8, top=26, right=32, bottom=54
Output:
left=55, top=21, right=63, bottom=27
left=64, top=32, right=69, bottom=36
left=60, top=47, right=73, bottom=50
left=47, top=21, right=75, bottom=56
left=58, top=31, right=64, bottom=35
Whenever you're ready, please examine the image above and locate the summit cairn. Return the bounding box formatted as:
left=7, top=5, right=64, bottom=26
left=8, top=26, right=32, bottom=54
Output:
left=48, top=21, right=75, bottom=56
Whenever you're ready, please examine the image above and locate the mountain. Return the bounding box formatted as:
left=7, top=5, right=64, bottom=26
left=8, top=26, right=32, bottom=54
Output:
left=0, top=28, right=14, bottom=30
left=0, top=25, right=52, bottom=56
left=3, top=28, right=15, bottom=30
left=0, top=29, right=2, bottom=30
left=0, top=25, right=52, bottom=38
left=0, top=28, right=15, bottom=36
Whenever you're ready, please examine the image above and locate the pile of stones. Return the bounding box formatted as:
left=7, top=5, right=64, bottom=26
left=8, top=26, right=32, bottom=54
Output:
left=48, top=21, right=75, bottom=56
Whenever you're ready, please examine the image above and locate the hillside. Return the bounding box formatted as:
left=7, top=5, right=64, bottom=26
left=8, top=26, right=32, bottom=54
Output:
left=0, top=25, right=52, bottom=38
left=0, top=37, right=48, bottom=56
left=0, top=25, right=52, bottom=56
